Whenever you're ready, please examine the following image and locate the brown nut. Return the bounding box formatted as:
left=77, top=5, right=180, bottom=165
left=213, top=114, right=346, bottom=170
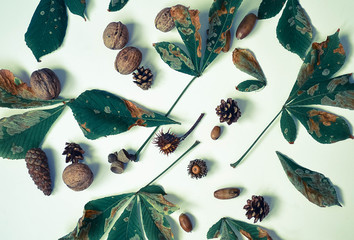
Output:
left=236, top=13, right=257, bottom=40
left=179, top=213, right=193, bottom=232
left=214, top=187, right=240, bottom=200
left=62, top=163, right=93, bottom=191
left=103, top=22, right=129, bottom=50
left=110, top=161, right=125, bottom=174
left=114, top=46, right=142, bottom=75
left=211, top=126, right=221, bottom=140
left=222, top=29, right=232, bottom=53
left=30, top=68, right=61, bottom=100
left=155, top=7, right=175, bottom=32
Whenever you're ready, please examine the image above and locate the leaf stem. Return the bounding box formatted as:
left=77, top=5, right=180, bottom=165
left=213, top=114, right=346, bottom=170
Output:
left=142, top=140, right=200, bottom=189
left=230, top=108, right=284, bottom=168
left=180, top=113, right=205, bottom=141
left=135, top=76, right=198, bottom=159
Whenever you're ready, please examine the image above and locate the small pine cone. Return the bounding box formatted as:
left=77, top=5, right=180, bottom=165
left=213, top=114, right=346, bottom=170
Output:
left=62, top=142, right=85, bottom=163
left=243, top=195, right=270, bottom=223
left=215, top=98, right=241, bottom=125
left=132, top=67, right=153, bottom=90
left=25, top=148, right=52, bottom=196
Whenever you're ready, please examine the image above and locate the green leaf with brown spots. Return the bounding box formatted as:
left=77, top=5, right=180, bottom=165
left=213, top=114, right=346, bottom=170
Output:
left=288, top=106, right=352, bottom=143
left=276, top=151, right=341, bottom=207
left=258, top=0, right=286, bottom=19
left=276, top=0, right=313, bottom=59
left=0, top=69, right=65, bottom=109
left=64, top=0, right=86, bottom=19
left=108, top=0, right=129, bottom=12
left=25, top=0, right=68, bottom=61
left=207, top=217, right=273, bottom=240
left=60, top=185, right=178, bottom=240
left=171, top=5, right=202, bottom=74
left=288, top=74, right=354, bottom=110
left=288, top=30, right=346, bottom=99
left=153, top=42, right=198, bottom=76
left=280, top=109, right=297, bottom=144
left=59, top=193, right=134, bottom=240
left=232, top=48, right=267, bottom=92
left=202, top=0, right=243, bottom=72
left=0, top=104, right=66, bottom=159
left=67, top=89, right=179, bottom=140
left=281, top=31, right=353, bottom=144
left=140, top=192, right=179, bottom=240
left=107, top=197, right=143, bottom=240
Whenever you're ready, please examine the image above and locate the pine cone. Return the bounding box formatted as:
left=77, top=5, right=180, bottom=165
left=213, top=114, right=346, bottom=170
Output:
left=25, top=148, right=52, bottom=196
left=243, top=195, right=270, bottom=223
left=62, top=142, right=85, bottom=163
left=215, top=98, right=241, bottom=125
left=132, top=66, right=153, bottom=90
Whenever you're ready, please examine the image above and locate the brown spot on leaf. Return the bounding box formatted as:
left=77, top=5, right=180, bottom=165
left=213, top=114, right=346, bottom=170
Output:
left=128, top=119, right=147, bottom=130
left=0, top=69, right=36, bottom=99
left=217, top=2, right=227, bottom=16
left=83, top=209, right=101, bottom=219
left=240, top=229, right=253, bottom=240
left=257, top=227, right=273, bottom=239
left=312, top=37, right=329, bottom=65
left=189, top=9, right=202, bottom=57
left=306, top=84, right=319, bottom=96
left=308, top=110, right=337, bottom=127
left=80, top=122, right=91, bottom=133
left=307, top=119, right=321, bottom=137
left=333, top=43, right=345, bottom=55
left=171, top=5, right=189, bottom=27
left=123, top=99, right=154, bottom=118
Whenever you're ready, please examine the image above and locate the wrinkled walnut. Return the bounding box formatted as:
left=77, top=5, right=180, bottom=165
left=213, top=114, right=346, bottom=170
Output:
left=114, top=46, right=142, bottom=75
left=103, top=22, right=129, bottom=50
left=155, top=7, right=175, bottom=32
left=30, top=68, right=61, bottom=100
left=62, top=163, right=93, bottom=191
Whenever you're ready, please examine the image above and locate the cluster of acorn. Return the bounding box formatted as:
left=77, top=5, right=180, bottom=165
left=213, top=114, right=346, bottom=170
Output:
left=102, top=22, right=153, bottom=90
left=25, top=142, right=94, bottom=195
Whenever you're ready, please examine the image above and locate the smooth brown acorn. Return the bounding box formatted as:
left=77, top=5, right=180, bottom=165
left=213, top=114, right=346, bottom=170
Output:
left=236, top=13, right=257, bottom=40
left=179, top=213, right=193, bottom=232
left=214, top=188, right=240, bottom=199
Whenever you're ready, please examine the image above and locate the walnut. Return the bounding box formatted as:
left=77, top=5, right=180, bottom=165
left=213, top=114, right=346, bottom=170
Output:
left=62, top=163, right=93, bottom=191
left=155, top=7, right=175, bottom=32
left=103, top=22, right=129, bottom=50
left=114, top=46, right=142, bottom=75
left=30, top=68, right=61, bottom=100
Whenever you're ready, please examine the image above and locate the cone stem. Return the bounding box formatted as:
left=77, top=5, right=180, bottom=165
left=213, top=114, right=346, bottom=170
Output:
left=230, top=108, right=283, bottom=168
left=180, top=113, right=205, bottom=141
left=135, top=76, right=199, bottom=158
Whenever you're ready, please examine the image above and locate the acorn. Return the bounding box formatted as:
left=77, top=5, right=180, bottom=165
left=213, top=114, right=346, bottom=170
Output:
left=214, top=188, right=240, bottom=200
left=179, top=213, right=193, bottom=232
left=211, top=126, right=221, bottom=140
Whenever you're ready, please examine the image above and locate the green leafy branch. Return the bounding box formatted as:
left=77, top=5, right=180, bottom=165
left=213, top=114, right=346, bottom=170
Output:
left=60, top=141, right=200, bottom=240
left=0, top=69, right=178, bottom=159
left=130, top=0, right=244, bottom=160
left=231, top=30, right=354, bottom=168
left=25, top=0, right=86, bottom=61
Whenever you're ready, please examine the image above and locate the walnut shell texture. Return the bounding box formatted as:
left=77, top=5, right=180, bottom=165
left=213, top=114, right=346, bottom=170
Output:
left=103, top=22, right=129, bottom=50
left=114, top=46, right=142, bottom=75
left=155, top=7, right=175, bottom=32
left=30, top=68, right=61, bottom=100
left=62, top=163, right=93, bottom=191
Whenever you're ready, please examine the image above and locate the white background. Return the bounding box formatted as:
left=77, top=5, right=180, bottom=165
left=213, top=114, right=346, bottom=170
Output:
left=0, top=0, right=353, bottom=239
